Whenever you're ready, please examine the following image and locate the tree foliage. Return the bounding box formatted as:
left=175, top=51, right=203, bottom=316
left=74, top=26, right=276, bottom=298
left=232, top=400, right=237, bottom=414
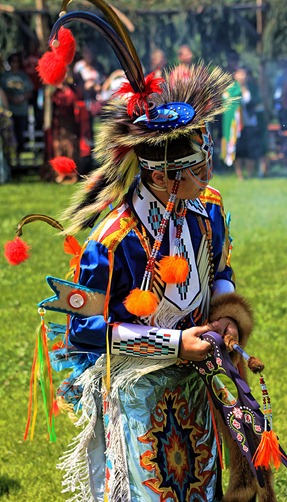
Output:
left=0, top=0, right=286, bottom=72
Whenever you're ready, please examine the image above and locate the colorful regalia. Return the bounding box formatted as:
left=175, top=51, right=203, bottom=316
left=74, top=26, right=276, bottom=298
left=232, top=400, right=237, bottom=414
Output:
left=5, top=1, right=287, bottom=501
left=45, top=178, right=233, bottom=501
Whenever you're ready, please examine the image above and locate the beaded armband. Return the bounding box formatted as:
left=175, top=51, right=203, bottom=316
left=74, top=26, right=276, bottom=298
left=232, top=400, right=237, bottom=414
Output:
left=111, top=323, right=181, bottom=358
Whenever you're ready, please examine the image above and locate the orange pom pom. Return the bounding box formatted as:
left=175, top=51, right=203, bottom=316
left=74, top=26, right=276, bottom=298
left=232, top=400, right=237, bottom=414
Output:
left=4, top=236, right=31, bottom=265
left=253, top=430, right=282, bottom=470
left=158, top=255, right=189, bottom=284
left=124, top=288, right=159, bottom=316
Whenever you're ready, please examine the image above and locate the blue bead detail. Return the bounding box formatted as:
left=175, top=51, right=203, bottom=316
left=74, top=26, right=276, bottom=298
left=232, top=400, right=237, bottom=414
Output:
left=133, top=102, right=196, bottom=130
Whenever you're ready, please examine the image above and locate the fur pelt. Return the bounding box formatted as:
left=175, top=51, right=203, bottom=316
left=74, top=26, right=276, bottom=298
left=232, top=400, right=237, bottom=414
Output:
left=209, top=292, right=253, bottom=350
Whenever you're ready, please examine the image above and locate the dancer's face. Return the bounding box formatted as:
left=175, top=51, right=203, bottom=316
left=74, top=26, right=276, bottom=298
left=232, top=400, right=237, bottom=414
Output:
left=151, top=162, right=212, bottom=202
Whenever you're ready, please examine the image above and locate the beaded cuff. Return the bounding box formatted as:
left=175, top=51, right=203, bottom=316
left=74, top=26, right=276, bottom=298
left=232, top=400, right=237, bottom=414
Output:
left=111, top=323, right=181, bottom=358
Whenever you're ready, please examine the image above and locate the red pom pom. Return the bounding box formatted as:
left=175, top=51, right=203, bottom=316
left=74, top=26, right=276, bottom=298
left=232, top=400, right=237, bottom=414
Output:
left=50, top=27, right=76, bottom=65
left=4, top=236, right=31, bottom=265
left=158, top=256, right=189, bottom=284
left=49, top=156, right=77, bottom=175
left=124, top=288, right=159, bottom=316
left=37, top=51, right=67, bottom=86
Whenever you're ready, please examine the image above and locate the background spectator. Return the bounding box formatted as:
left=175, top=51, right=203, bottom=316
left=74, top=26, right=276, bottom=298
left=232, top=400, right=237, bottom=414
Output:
left=45, top=69, right=92, bottom=183
left=22, top=40, right=44, bottom=131
left=0, top=86, right=16, bottom=183
left=150, top=48, right=167, bottom=77
left=233, top=67, right=267, bottom=179
left=73, top=45, right=104, bottom=141
left=176, top=44, right=193, bottom=70
left=0, top=52, right=33, bottom=164
left=100, top=69, right=126, bottom=103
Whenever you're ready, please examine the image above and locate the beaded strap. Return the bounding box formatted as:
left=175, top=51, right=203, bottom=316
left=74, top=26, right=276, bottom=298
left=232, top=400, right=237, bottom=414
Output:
left=141, top=170, right=182, bottom=291
left=259, top=375, right=273, bottom=430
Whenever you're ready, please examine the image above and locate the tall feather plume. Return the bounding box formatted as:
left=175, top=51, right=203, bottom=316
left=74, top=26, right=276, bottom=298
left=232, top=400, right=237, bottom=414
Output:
left=60, top=0, right=144, bottom=86
left=50, top=11, right=144, bottom=94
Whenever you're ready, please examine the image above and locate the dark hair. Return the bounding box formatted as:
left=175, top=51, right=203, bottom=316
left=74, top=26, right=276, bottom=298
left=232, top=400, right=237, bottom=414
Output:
left=134, top=133, right=200, bottom=162
left=140, top=167, right=178, bottom=183
left=137, top=133, right=203, bottom=182
left=7, top=52, right=22, bottom=66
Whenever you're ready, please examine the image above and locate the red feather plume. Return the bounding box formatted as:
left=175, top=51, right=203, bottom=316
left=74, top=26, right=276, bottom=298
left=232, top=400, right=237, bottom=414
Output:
left=114, top=71, right=164, bottom=117
left=37, top=27, right=76, bottom=86
left=50, top=27, right=76, bottom=65
left=37, top=51, right=67, bottom=86
left=64, top=235, right=82, bottom=270
left=64, top=235, right=82, bottom=256
left=49, top=156, right=77, bottom=175
left=4, top=236, right=31, bottom=265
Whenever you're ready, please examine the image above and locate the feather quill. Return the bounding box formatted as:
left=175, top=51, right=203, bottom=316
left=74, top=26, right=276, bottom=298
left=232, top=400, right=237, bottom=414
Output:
left=60, top=0, right=144, bottom=85
left=49, top=11, right=144, bottom=93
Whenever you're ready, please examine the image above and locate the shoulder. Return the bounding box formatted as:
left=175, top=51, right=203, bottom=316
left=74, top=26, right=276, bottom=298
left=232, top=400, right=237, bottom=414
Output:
left=88, top=202, right=138, bottom=251
left=199, top=185, right=226, bottom=222
left=199, top=185, right=223, bottom=207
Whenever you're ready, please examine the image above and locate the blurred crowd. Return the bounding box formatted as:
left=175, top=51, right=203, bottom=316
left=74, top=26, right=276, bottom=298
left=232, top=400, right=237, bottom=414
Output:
left=1, top=41, right=287, bottom=184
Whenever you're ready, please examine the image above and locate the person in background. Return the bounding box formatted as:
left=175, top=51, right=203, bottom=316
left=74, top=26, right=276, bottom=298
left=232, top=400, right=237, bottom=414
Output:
left=233, top=67, right=267, bottom=179
left=100, top=68, right=126, bottom=103
left=46, top=68, right=92, bottom=183
left=170, top=44, right=193, bottom=84
left=73, top=45, right=104, bottom=140
left=219, top=50, right=242, bottom=170
left=150, top=48, right=167, bottom=78
left=176, top=44, right=193, bottom=70
left=0, top=86, right=16, bottom=183
left=23, top=40, right=44, bottom=132
left=0, top=52, right=33, bottom=164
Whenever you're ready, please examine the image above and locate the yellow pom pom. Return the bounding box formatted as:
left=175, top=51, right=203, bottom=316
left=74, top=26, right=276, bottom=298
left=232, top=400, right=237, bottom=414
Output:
left=158, top=256, right=189, bottom=284
left=124, top=288, right=159, bottom=316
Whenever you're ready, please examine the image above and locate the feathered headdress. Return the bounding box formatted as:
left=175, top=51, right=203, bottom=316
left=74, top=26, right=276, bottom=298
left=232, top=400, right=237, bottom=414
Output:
left=35, top=0, right=234, bottom=315
left=61, top=63, right=233, bottom=232
left=36, top=0, right=234, bottom=235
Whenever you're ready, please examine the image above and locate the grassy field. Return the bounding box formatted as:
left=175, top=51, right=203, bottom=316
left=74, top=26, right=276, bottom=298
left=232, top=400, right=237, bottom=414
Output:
left=0, top=172, right=287, bottom=501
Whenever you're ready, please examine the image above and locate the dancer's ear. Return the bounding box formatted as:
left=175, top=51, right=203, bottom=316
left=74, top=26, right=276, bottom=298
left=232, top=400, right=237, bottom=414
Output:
left=151, top=170, right=166, bottom=187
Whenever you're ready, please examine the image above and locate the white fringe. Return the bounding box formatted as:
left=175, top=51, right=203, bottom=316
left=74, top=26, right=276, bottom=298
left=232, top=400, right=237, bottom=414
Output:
left=57, top=370, right=98, bottom=502
left=146, top=294, right=202, bottom=328
left=57, top=354, right=177, bottom=501
left=106, top=394, right=131, bottom=501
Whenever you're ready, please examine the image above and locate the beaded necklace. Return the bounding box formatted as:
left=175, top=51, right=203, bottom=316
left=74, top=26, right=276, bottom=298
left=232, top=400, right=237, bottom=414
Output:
left=140, top=170, right=182, bottom=293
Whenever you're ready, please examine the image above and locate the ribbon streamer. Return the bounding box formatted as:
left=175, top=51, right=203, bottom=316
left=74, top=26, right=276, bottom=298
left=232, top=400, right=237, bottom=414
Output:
left=24, top=309, right=57, bottom=442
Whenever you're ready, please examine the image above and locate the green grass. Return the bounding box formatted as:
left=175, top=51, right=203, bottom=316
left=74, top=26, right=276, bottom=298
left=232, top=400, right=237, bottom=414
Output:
left=1, top=173, right=287, bottom=500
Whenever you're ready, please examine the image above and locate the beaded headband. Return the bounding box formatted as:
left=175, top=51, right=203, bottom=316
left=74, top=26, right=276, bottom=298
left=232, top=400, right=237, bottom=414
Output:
left=138, top=151, right=206, bottom=171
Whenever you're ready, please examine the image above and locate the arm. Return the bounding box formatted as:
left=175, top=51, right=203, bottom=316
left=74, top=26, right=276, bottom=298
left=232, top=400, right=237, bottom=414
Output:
left=198, top=189, right=253, bottom=357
